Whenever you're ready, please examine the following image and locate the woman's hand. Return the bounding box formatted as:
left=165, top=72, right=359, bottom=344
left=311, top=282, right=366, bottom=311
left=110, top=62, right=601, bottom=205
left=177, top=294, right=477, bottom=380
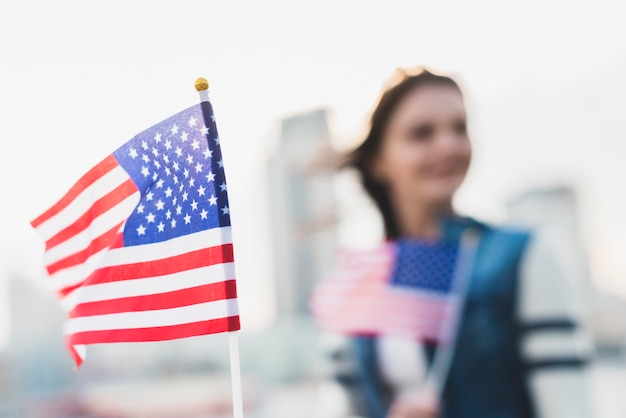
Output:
left=386, top=392, right=439, bottom=418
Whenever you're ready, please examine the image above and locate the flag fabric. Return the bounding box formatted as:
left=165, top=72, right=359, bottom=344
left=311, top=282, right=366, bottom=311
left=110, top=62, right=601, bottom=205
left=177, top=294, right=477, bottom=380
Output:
left=311, top=239, right=461, bottom=344
left=31, top=102, right=239, bottom=366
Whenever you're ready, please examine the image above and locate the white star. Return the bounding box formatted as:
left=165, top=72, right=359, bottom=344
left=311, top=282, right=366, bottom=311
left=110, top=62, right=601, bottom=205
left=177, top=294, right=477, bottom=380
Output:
left=221, top=205, right=230, bottom=215
left=197, top=185, right=206, bottom=196
left=152, top=173, right=158, bottom=181
left=191, top=200, right=198, bottom=210
left=191, top=139, right=200, bottom=150
left=172, top=196, right=178, bottom=205
left=184, top=213, right=191, bottom=224
left=200, top=209, right=208, bottom=219
left=151, top=147, right=159, bottom=157
left=219, top=182, right=227, bottom=192
left=188, top=116, right=197, bottom=127
left=142, top=154, right=150, bottom=163
left=165, top=167, right=171, bottom=176
left=214, top=137, right=220, bottom=145
left=165, top=187, right=173, bottom=198
left=154, top=132, right=162, bottom=143
left=200, top=126, right=209, bottom=135
left=171, top=219, right=177, bottom=228
left=165, top=209, right=172, bottom=219
left=137, top=224, right=146, bottom=235
left=141, top=166, right=150, bottom=177
left=178, top=184, right=184, bottom=192
left=146, top=191, right=154, bottom=201
left=173, top=176, right=179, bottom=184
left=153, top=160, right=161, bottom=169
left=170, top=124, right=179, bottom=135
left=176, top=205, right=182, bottom=215
left=195, top=162, right=203, bottom=173
left=155, top=199, right=165, bottom=210
left=146, top=212, right=156, bottom=223
left=208, top=194, right=217, bottom=206
left=164, top=139, right=172, bottom=150
left=210, top=115, right=216, bottom=122
left=183, top=168, right=189, bottom=179
left=186, top=154, right=193, bottom=165
left=141, top=140, right=148, bottom=150
left=157, top=222, right=165, bottom=232
left=175, top=147, right=183, bottom=158
left=136, top=203, right=145, bottom=214
left=206, top=171, right=215, bottom=182
left=182, top=191, right=189, bottom=201
left=203, top=148, right=213, bottom=159
left=156, top=178, right=164, bottom=188
left=189, top=178, right=195, bottom=187
left=173, top=162, right=180, bottom=171
left=162, top=155, right=170, bottom=164
left=217, top=159, right=224, bottom=168
left=129, top=148, right=138, bottom=159
left=181, top=131, right=189, bottom=142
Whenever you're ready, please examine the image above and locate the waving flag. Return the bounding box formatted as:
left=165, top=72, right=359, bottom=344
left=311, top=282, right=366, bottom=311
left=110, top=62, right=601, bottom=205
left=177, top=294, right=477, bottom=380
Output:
left=31, top=101, right=239, bottom=366
left=311, top=240, right=461, bottom=343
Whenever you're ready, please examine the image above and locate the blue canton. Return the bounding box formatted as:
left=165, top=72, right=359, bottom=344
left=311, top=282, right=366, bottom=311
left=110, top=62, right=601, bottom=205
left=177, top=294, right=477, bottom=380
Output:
left=113, top=103, right=230, bottom=247
left=391, top=240, right=459, bottom=294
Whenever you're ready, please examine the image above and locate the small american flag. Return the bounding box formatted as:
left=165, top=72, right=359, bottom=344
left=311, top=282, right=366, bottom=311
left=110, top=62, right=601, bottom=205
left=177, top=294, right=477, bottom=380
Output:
left=311, top=239, right=461, bottom=343
left=31, top=102, right=239, bottom=366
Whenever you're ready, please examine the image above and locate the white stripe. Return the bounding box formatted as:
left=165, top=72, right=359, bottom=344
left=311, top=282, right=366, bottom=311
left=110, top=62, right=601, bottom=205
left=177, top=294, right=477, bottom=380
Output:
left=63, top=298, right=239, bottom=334
left=48, top=247, right=109, bottom=293
left=74, top=344, right=87, bottom=360
left=44, top=193, right=140, bottom=265
left=48, top=226, right=233, bottom=292
left=71, top=262, right=236, bottom=305
left=35, top=165, right=131, bottom=241
left=98, top=225, right=232, bottom=267
left=60, top=290, right=80, bottom=312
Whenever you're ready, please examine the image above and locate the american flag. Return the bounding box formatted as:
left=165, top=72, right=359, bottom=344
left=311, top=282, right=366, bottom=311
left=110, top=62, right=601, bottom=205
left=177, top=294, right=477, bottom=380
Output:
left=311, top=239, right=461, bottom=343
left=30, top=102, right=239, bottom=366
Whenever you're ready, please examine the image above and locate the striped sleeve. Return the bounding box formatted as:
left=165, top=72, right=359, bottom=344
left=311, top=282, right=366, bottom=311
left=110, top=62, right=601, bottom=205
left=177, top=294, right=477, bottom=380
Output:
left=518, top=232, right=594, bottom=417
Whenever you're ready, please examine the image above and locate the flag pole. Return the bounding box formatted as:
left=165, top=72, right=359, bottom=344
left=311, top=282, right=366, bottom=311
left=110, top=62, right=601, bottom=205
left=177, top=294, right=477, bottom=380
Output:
left=195, top=78, right=244, bottom=418
left=422, top=229, right=480, bottom=402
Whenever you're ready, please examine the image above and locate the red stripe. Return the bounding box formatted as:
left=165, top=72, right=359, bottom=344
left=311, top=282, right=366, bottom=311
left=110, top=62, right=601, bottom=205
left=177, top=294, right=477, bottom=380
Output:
left=69, top=280, right=238, bottom=318
left=57, top=244, right=235, bottom=297
left=46, top=222, right=124, bottom=276
left=58, top=282, right=83, bottom=300
left=31, top=155, right=119, bottom=228
left=66, top=339, right=84, bottom=368
left=68, top=316, right=240, bottom=346
left=85, top=243, right=234, bottom=286
left=45, top=179, right=137, bottom=250
left=109, top=232, right=125, bottom=249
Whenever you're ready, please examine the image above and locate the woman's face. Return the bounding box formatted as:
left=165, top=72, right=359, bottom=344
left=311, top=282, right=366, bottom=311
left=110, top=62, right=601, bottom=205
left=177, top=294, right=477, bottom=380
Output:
left=372, top=84, right=471, bottom=207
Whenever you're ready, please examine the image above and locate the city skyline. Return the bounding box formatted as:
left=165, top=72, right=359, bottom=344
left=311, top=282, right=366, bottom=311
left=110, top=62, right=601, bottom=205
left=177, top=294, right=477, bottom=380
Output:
left=2, top=0, right=626, bottom=349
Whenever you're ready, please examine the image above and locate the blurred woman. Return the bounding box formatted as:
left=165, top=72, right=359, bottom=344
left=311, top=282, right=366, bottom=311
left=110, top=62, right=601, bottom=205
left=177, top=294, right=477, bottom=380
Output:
left=312, top=68, right=592, bottom=418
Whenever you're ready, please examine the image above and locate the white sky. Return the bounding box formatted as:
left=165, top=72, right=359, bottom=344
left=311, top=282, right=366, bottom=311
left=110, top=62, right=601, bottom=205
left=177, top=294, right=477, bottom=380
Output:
left=1, top=0, right=625, bottom=347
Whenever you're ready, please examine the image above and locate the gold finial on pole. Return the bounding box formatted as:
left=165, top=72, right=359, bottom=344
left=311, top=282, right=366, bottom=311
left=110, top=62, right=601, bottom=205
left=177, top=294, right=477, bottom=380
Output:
left=195, top=77, right=209, bottom=92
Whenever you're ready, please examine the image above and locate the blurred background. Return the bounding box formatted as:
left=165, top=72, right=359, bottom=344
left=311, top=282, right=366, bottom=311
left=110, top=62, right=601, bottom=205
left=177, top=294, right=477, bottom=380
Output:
left=1, top=0, right=626, bottom=416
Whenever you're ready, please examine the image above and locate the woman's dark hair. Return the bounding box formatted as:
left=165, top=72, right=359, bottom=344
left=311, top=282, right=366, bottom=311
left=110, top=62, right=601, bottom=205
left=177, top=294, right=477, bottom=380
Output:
left=348, top=68, right=462, bottom=239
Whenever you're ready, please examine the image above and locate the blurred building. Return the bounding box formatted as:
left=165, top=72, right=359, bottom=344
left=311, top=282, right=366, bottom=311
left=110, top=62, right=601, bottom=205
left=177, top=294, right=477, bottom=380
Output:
left=5, top=276, right=72, bottom=395
left=506, top=185, right=626, bottom=356
left=267, top=108, right=339, bottom=319
left=506, top=185, right=594, bottom=304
